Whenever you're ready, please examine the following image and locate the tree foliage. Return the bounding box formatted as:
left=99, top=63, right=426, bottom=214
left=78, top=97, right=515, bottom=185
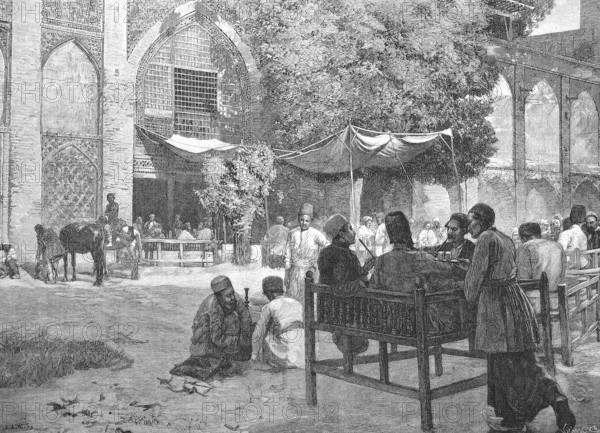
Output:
left=233, top=0, right=503, bottom=186
left=195, top=144, right=276, bottom=264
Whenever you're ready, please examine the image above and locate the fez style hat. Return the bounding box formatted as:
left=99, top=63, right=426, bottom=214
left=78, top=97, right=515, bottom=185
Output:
left=262, top=276, right=284, bottom=295
left=570, top=205, right=587, bottom=224
left=298, top=203, right=314, bottom=218
left=324, top=214, right=348, bottom=239
left=211, top=275, right=233, bottom=293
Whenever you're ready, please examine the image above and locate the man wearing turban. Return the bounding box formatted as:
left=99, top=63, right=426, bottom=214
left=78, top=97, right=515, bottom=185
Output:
left=251, top=276, right=305, bottom=368
left=318, top=214, right=374, bottom=356
left=284, top=203, right=329, bottom=303
left=170, top=275, right=252, bottom=379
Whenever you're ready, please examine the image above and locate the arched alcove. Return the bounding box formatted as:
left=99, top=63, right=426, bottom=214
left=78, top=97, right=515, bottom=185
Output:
left=486, top=74, right=513, bottom=166
left=42, top=41, right=99, bottom=135
left=525, top=80, right=560, bottom=172
left=573, top=180, right=600, bottom=215
left=525, top=179, right=560, bottom=222
left=478, top=177, right=516, bottom=232
left=571, top=91, right=599, bottom=171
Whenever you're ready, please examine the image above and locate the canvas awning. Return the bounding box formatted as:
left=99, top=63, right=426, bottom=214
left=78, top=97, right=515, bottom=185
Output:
left=135, top=124, right=240, bottom=163
left=274, top=124, right=452, bottom=174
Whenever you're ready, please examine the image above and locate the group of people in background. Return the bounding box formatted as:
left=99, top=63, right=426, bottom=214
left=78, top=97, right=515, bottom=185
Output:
left=256, top=201, right=582, bottom=433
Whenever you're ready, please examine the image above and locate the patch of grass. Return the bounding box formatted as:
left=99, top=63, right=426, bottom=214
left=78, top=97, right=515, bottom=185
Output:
left=0, top=332, right=133, bottom=388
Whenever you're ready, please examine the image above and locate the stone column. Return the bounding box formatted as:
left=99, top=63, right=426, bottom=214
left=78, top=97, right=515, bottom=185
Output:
left=560, top=76, right=572, bottom=214
left=103, top=0, right=134, bottom=224
left=514, top=64, right=527, bottom=225
left=8, top=0, right=43, bottom=260
left=167, top=177, right=175, bottom=229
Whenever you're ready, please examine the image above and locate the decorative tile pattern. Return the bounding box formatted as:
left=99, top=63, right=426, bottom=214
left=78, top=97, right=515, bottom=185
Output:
left=42, top=28, right=103, bottom=68
left=42, top=144, right=100, bottom=230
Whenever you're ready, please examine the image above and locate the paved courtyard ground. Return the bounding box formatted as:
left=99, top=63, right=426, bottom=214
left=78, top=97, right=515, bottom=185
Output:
left=0, top=258, right=599, bottom=433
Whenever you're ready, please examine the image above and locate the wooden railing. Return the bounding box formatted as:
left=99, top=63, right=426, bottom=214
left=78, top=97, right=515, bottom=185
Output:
left=559, top=248, right=600, bottom=365
left=141, top=238, right=220, bottom=267
left=565, top=247, right=600, bottom=271
left=558, top=276, right=600, bottom=366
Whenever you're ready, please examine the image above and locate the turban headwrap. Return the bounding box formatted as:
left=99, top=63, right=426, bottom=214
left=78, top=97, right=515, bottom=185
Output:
left=298, top=203, right=314, bottom=218
left=324, top=214, right=348, bottom=239
left=362, top=216, right=372, bottom=224
left=211, top=275, right=233, bottom=293
left=586, top=211, right=598, bottom=220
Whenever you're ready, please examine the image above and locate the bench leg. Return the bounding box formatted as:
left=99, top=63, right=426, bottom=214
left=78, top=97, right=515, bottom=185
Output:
left=343, top=336, right=354, bottom=374
left=417, top=341, right=433, bottom=431
left=379, top=342, right=389, bottom=384
left=415, top=289, right=433, bottom=431
left=434, top=345, right=443, bottom=377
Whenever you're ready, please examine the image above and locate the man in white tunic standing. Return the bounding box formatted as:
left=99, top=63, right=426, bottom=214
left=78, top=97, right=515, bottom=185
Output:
left=374, top=212, right=392, bottom=256
left=558, top=205, right=589, bottom=270
left=284, top=203, right=328, bottom=303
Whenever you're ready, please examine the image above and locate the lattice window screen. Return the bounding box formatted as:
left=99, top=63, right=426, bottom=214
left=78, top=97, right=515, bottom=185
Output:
left=144, top=64, right=172, bottom=117
left=174, top=68, right=217, bottom=113
left=173, top=24, right=212, bottom=70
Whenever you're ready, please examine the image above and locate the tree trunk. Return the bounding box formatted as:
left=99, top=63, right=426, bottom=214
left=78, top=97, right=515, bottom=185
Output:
left=233, top=232, right=248, bottom=265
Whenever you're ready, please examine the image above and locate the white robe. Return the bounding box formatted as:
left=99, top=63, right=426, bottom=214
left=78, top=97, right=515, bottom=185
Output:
left=252, top=297, right=305, bottom=368
left=284, top=227, right=328, bottom=303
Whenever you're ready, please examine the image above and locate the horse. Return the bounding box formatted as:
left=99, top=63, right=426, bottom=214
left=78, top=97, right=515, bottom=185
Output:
left=102, top=220, right=142, bottom=280
left=59, top=222, right=106, bottom=286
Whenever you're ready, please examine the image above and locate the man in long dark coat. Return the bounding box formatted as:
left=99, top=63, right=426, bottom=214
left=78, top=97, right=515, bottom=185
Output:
left=464, top=203, right=575, bottom=432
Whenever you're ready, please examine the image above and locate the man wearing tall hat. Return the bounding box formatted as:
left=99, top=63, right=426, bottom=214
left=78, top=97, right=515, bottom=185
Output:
left=318, top=214, right=374, bottom=356
left=284, top=203, right=329, bottom=303
left=170, top=275, right=252, bottom=379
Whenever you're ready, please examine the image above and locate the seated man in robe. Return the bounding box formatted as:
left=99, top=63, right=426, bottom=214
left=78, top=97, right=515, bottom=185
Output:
left=422, top=213, right=475, bottom=261
left=178, top=222, right=196, bottom=240
left=371, top=211, right=466, bottom=333
left=170, top=276, right=252, bottom=379
left=318, top=214, right=374, bottom=356
left=143, top=214, right=163, bottom=238
left=251, top=276, right=305, bottom=368
left=0, top=243, right=20, bottom=279
left=196, top=220, right=215, bottom=240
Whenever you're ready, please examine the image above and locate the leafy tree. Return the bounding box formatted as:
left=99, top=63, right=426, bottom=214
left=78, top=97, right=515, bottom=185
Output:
left=231, top=0, right=502, bottom=191
left=195, top=144, right=276, bottom=265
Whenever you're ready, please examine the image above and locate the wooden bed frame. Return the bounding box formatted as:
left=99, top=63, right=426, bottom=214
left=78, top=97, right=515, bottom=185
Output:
left=304, top=271, right=554, bottom=432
